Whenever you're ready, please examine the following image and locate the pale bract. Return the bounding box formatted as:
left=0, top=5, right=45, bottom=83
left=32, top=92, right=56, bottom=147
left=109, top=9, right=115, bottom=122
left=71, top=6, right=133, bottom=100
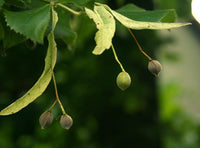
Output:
left=0, top=7, right=58, bottom=116
left=96, top=3, right=191, bottom=30
left=85, top=6, right=115, bottom=55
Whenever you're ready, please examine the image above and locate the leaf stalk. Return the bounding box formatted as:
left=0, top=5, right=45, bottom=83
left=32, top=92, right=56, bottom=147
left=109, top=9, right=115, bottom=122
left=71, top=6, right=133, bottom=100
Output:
left=128, top=28, right=152, bottom=61
left=57, top=3, right=81, bottom=15
left=111, top=44, right=125, bottom=72
left=51, top=70, right=66, bottom=114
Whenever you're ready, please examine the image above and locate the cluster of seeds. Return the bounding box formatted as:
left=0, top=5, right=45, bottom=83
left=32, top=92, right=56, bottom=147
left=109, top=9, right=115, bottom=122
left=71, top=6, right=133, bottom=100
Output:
left=38, top=29, right=162, bottom=130
left=39, top=71, right=73, bottom=130
left=114, top=29, right=162, bottom=91
left=39, top=111, right=73, bottom=130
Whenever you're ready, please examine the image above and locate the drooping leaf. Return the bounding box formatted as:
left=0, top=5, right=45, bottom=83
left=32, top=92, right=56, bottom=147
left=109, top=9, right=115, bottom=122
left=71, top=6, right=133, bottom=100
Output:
left=96, top=3, right=190, bottom=30
left=54, top=7, right=77, bottom=46
left=4, top=4, right=51, bottom=43
left=85, top=6, right=115, bottom=55
left=52, top=6, right=58, bottom=31
left=116, top=4, right=176, bottom=23
left=0, top=7, right=58, bottom=116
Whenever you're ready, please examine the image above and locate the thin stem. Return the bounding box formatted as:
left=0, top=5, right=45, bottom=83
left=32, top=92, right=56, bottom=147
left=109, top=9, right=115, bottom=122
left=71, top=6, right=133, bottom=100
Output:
left=49, top=99, right=57, bottom=111
left=111, top=44, right=125, bottom=72
left=128, top=28, right=152, bottom=61
left=52, top=70, right=66, bottom=114
left=57, top=3, right=81, bottom=15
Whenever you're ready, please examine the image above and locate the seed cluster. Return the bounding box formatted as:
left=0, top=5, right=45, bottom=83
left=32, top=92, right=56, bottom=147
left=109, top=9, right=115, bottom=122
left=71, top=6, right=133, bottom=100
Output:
left=39, top=71, right=73, bottom=130
left=39, top=110, right=73, bottom=130
left=39, top=29, right=162, bottom=130
left=113, top=29, right=162, bottom=91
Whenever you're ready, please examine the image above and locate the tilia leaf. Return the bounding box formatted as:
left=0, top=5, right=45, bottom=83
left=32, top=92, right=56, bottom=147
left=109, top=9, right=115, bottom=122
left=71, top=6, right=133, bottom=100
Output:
left=85, top=6, right=115, bottom=55
left=4, top=4, right=51, bottom=43
left=96, top=3, right=191, bottom=30
left=0, top=7, right=58, bottom=116
left=116, top=4, right=176, bottom=23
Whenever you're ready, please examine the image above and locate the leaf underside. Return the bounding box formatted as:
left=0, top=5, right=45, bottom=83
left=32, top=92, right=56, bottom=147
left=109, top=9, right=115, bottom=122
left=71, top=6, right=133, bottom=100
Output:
left=0, top=7, right=58, bottom=116
left=96, top=3, right=191, bottom=30
left=4, top=4, right=51, bottom=43
left=85, top=6, right=115, bottom=55
left=85, top=3, right=190, bottom=55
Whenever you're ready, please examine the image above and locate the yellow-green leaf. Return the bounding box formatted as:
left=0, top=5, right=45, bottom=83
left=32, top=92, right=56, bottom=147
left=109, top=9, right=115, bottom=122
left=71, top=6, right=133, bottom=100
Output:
left=96, top=3, right=191, bottom=30
left=85, top=6, right=115, bottom=55
left=0, top=7, right=58, bottom=116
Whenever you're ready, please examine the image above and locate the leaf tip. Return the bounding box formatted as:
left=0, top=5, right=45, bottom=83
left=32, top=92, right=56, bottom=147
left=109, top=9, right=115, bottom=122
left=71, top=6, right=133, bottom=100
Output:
left=92, top=46, right=105, bottom=55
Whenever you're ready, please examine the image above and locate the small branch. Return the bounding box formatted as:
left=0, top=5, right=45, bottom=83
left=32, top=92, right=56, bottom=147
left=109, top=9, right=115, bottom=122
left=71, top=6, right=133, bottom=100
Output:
left=111, top=44, right=125, bottom=72
left=128, top=28, right=152, bottom=61
left=57, top=3, right=81, bottom=16
left=52, top=70, right=66, bottom=114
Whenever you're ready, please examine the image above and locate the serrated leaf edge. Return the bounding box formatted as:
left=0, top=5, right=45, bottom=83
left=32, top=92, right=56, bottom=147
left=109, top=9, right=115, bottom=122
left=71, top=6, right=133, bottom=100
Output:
left=4, top=4, right=50, bottom=43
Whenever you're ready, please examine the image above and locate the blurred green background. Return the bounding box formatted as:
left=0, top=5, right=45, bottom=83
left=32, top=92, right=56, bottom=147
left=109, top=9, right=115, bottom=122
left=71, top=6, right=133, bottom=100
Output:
left=0, top=0, right=199, bottom=147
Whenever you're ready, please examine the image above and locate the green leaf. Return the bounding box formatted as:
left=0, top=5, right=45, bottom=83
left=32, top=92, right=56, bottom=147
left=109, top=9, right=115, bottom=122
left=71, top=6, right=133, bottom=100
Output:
left=25, top=0, right=48, bottom=9
left=0, top=16, right=26, bottom=49
left=116, top=3, right=145, bottom=12
left=52, top=6, right=58, bottom=31
left=4, top=4, right=51, bottom=43
left=85, top=6, right=115, bottom=55
left=116, top=4, right=176, bottom=23
left=54, top=7, right=77, bottom=46
left=58, top=0, right=91, bottom=5
left=0, top=7, right=58, bottom=116
left=96, top=3, right=191, bottom=30
left=3, top=0, right=25, bottom=8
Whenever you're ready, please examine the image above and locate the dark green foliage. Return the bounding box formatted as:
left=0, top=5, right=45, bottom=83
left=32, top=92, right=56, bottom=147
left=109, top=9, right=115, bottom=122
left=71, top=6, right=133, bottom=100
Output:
left=0, top=0, right=196, bottom=148
left=4, top=4, right=51, bottom=43
left=116, top=4, right=176, bottom=23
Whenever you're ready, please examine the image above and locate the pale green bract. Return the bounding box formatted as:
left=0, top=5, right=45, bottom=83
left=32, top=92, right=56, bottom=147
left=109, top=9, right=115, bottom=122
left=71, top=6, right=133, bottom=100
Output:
left=0, top=7, right=58, bottom=116
left=110, top=10, right=190, bottom=30
left=96, top=3, right=191, bottom=30
left=85, top=6, right=115, bottom=55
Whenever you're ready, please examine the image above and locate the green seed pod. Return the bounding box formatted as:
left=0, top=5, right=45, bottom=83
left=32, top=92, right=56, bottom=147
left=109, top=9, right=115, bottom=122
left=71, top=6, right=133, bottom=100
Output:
left=60, top=114, right=73, bottom=130
left=148, top=60, right=162, bottom=76
left=116, top=71, right=131, bottom=91
left=39, top=111, right=53, bottom=129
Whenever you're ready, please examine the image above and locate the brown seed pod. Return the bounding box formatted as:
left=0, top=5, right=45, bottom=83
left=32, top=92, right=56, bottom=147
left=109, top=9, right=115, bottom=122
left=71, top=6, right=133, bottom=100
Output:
left=116, top=71, right=131, bottom=91
left=148, top=60, right=162, bottom=76
left=39, top=111, right=53, bottom=129
left=60, top=114, right=73, bottom=130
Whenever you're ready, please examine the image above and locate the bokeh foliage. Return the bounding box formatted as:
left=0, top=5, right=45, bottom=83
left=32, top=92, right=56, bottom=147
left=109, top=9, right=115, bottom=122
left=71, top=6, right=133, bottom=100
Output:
left=0, top=0, right=197, bottom=148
